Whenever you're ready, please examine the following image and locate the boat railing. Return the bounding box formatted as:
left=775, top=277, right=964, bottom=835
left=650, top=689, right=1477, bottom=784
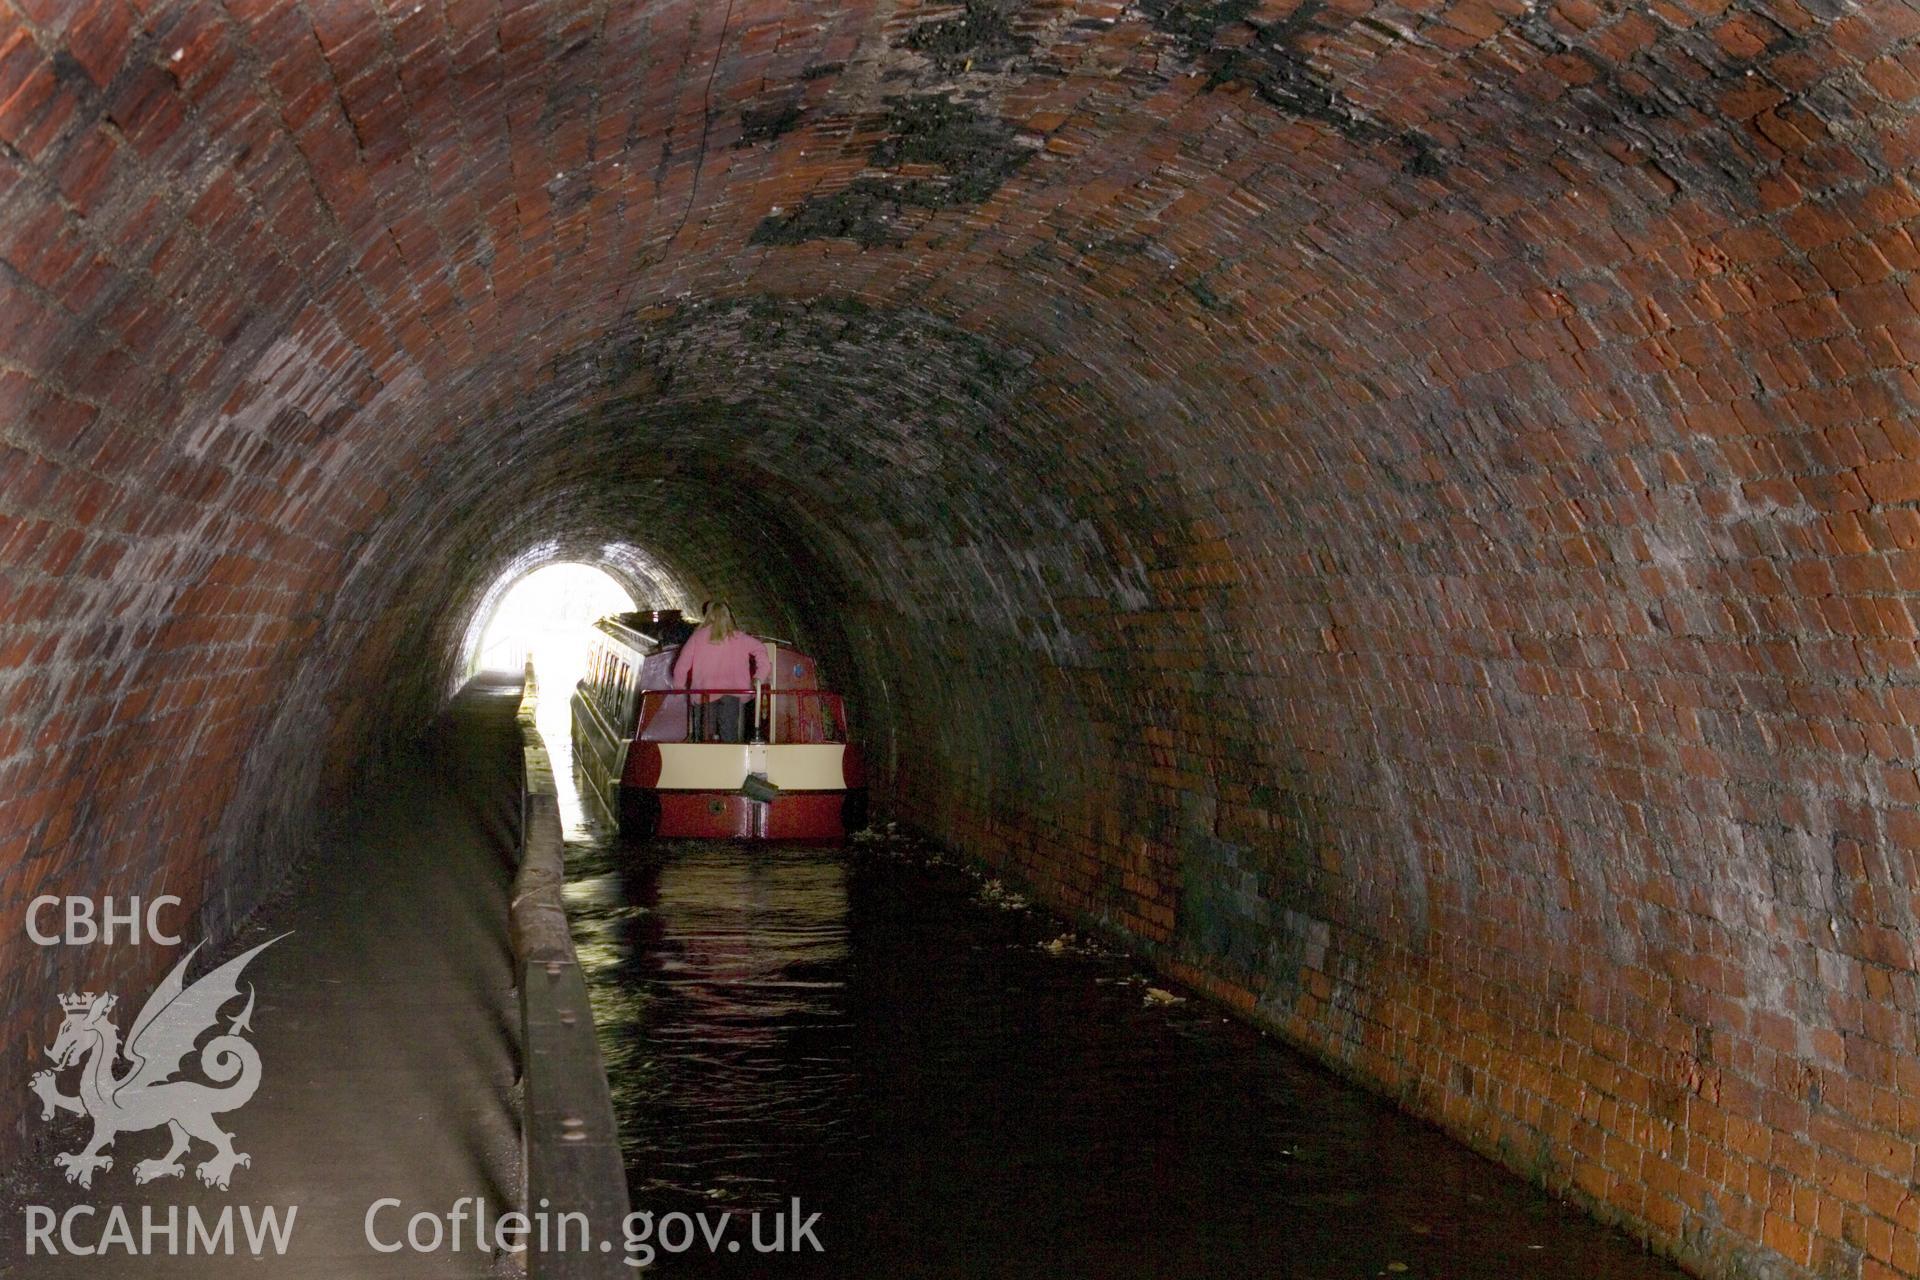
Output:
left=636, top=687, right=848, bottom=745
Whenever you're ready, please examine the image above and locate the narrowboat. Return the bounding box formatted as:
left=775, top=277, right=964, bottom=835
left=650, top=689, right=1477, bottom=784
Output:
left=570, top=610, right=867, bottom=839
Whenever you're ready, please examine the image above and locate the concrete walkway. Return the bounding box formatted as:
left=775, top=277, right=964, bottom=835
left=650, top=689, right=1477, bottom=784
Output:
left=2, top=679, right=526, bottom=1277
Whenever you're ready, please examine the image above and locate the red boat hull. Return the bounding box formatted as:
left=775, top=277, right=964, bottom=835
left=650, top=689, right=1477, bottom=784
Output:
left=652, top=790, right=853, bottom=839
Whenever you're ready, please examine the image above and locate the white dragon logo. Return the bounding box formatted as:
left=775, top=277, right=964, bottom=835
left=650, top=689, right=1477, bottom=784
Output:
left=29, top=935, right=287, bottom=1191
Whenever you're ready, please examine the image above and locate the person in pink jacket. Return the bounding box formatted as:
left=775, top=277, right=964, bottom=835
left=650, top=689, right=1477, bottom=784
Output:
left=671, top=601, right=770, bottom=742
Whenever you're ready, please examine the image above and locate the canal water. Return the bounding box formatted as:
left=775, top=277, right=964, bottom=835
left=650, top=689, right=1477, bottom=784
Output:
left=539, top=711, right=1686, bottom=1279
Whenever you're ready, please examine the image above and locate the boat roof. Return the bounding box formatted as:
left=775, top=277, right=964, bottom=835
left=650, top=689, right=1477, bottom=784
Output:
left=592, top=615, right=662, bottom=655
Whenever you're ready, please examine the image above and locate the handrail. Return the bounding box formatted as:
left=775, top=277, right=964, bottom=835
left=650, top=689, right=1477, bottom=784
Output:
left=656, top=687, right=840, bottom=695
left=638, top=688, right=843, bottom=701
left=635, top=687, right=848, bottom=745
left=512, top=663, right=630, bottom=1278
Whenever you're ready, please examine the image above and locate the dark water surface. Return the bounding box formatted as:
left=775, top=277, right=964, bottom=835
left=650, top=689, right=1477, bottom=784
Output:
left=550, top=750, right=1683, bottom=1279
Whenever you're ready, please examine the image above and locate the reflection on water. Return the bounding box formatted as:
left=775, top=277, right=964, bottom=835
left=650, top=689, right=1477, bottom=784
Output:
left=543, top=721, right=1684, bottom=1279
left=568, top=842, right=853, bottom=1208
left=533, top=680, right=596, bottom=835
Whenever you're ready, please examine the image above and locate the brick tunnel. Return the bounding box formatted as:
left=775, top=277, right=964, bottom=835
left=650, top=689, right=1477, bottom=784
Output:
left=3, top=0, right=1919, bottom=1277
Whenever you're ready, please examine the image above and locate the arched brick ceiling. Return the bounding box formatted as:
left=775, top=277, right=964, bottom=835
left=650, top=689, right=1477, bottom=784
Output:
left=5, top=2, right=1920, bottom=1274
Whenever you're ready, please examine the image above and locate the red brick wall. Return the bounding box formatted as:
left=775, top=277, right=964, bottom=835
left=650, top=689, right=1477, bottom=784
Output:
left=2, top=3, right=1919, bottom=1277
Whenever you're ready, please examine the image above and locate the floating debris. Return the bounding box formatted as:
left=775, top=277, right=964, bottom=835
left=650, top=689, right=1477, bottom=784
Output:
left=1143, top=986, right=1186, bottom=1007
left=977, top=878, right=1029, bottom=910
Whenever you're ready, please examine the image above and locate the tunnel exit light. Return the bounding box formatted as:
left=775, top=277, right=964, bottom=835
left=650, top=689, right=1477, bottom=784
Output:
left=472, top=563, right=635, bottom=684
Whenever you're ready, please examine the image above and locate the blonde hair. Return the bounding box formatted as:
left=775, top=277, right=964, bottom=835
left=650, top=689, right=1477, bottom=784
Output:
left=704, top=601, right=736, bottom=642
